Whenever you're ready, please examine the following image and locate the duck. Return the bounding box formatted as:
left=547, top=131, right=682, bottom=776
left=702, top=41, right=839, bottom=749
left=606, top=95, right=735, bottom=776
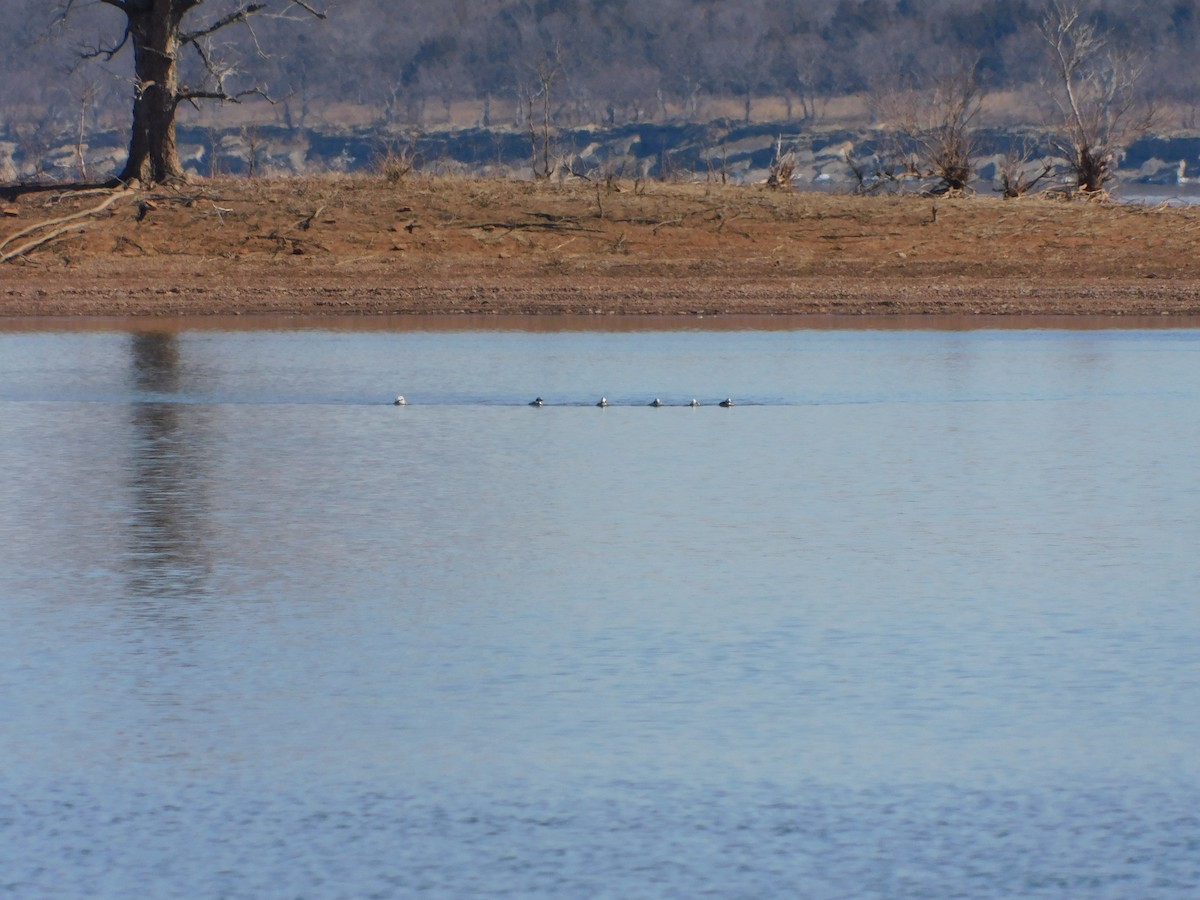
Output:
left=393, top=395, right=407, bottom=406
left=650, top=398, right=663, bottom=407
left=719, top=398, right=734, bottom=407
left=529, top=397, right=545, bottom=407
left=596, top=397, right=609, bottom=407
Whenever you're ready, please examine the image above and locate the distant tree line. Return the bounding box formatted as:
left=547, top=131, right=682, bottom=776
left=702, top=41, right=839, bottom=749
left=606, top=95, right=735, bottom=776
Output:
left=1, top=0, right=1196, bottom=172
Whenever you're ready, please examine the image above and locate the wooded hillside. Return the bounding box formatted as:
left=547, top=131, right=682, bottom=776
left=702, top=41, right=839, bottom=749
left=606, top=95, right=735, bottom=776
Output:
left=0, top=0, right=1195, bottom=188
left=4, top=0, right=1197, bottom=142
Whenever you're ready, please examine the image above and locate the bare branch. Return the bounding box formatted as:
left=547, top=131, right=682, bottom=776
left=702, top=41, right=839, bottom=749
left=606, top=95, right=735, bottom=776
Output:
left=180, top=0, right=326, bottom=44
left=181, top=3, right=270, bottom=45
left=78, top=24, right=132, bottom=62
left=181, top=86, right=275, bottom=108
left=285, top=0, right=327, bottom=20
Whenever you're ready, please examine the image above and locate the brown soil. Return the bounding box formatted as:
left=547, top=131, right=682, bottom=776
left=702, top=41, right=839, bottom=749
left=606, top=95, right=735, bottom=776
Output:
left=4, top=176, right=1200, bottom=319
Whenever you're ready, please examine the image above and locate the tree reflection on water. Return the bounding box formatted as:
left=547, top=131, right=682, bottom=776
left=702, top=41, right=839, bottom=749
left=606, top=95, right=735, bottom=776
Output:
left=125, top=332, right=213, bottom=605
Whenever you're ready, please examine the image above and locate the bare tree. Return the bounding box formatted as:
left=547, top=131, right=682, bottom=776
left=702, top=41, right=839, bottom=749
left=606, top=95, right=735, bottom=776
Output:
left=996, top=138, right=1055, bottom=198
left=873, top=59, right=983, bottom=195
left=789, top=33, right=831, bottom=124
left=522, top=50, right=563, bottom=180
left=1038, top=0, right=1155, bottom=195
left=54, top=0, right=327, bottom=186
left=766, top=135, right=797, bottom=190
left=923, top=62, right=984, bottom=193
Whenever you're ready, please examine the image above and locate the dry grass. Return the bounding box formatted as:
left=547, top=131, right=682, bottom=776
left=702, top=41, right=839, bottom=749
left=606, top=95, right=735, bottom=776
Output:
left=3, top=175, right=1200, bottom=317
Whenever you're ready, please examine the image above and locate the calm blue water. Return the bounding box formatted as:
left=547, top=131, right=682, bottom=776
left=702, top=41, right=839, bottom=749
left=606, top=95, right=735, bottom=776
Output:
left=2, top=322, right=1199, bottom=897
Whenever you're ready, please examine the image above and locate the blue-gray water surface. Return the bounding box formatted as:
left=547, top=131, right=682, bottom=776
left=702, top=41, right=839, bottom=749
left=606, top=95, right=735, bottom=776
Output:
left=1, top=321, right=1199, bottom=898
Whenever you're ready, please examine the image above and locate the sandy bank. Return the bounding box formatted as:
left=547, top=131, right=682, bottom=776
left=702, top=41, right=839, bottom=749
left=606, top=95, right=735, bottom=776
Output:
left=4, top=177, right=1200, bottom=319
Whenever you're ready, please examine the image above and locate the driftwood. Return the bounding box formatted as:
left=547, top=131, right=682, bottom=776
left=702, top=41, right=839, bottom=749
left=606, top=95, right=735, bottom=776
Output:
left=0, top=190, right=131, bottom=263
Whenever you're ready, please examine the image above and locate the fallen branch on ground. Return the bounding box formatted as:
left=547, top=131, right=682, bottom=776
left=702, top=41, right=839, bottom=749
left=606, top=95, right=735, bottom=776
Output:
left=0, top=224, right=90, bottom=263
left=466, top=220, right=602, bottom=233
left=0, top=190, right=131, bottom=262
left=49, top=187, right=128, bottom=204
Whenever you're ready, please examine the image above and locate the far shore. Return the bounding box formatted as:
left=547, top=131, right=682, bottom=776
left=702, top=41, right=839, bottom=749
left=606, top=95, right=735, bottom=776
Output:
left=4, top=176, right=1200, bottom=320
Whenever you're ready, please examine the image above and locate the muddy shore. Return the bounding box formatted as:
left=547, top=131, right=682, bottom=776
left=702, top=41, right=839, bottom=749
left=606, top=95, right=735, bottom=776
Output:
left=4, top=177, right=1200, bottom=320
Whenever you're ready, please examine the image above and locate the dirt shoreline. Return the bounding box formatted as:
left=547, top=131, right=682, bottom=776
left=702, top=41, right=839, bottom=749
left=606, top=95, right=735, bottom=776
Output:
left=4, top=177, right=1200, bottom=320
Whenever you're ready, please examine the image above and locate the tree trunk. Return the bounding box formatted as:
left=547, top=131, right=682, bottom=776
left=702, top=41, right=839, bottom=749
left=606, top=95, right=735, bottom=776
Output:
left=119, top=5, right=186, bottom=185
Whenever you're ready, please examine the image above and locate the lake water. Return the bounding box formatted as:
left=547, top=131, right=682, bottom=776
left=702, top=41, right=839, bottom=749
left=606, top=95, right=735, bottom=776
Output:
left=2, top=318, right=1199, bottom=898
